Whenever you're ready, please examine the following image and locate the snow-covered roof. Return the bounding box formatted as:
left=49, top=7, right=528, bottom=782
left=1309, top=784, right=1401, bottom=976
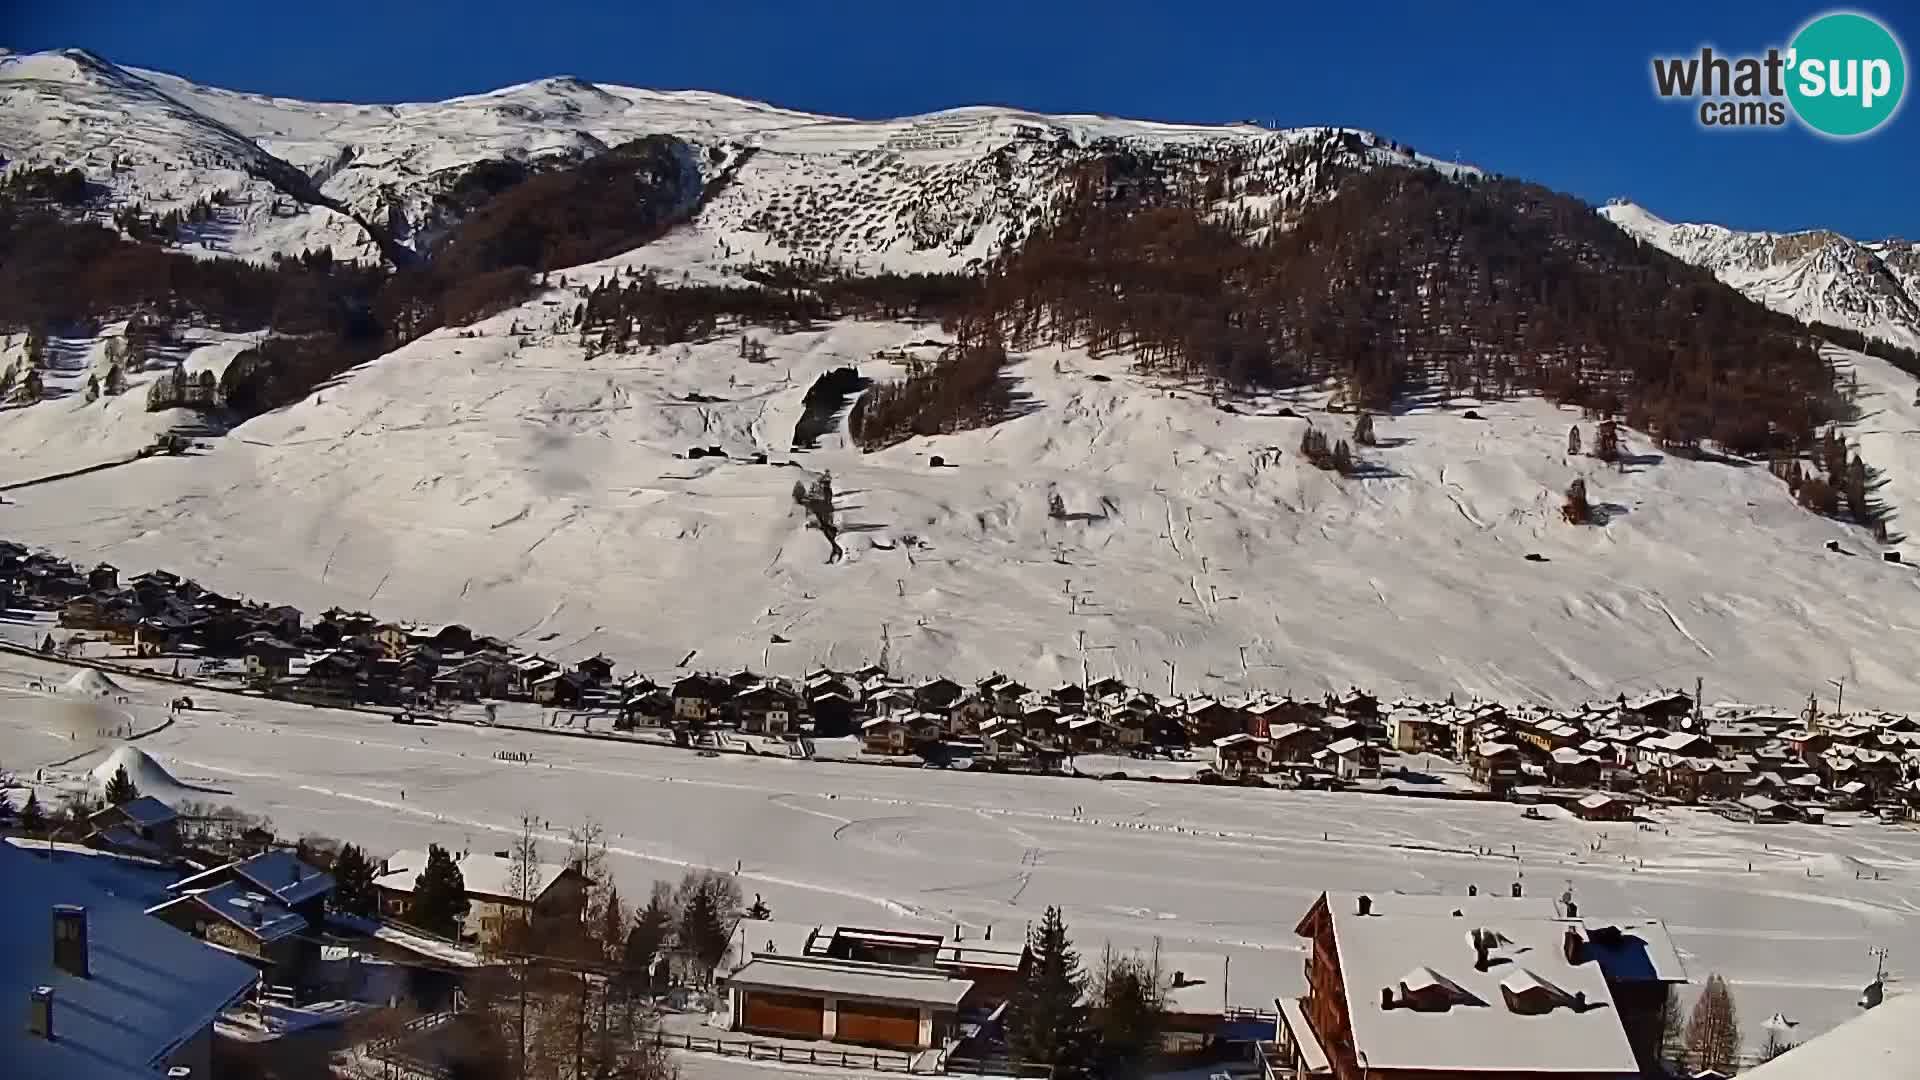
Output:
left=152, top=880, right=308, bottom=944
left=1743, top=989, right=1919, bottom=1079
left=173, top=850, right=333, bottom=908
left=375, top=848, right=574, bottom=904
left=3, top=843, right=259, bottom=1080
left=729, top=920, right=821, bottom=967
left=1577, top=793, right=1625, bottom=809
left=98, top=795, right=177, bottom=828
left=1577, top=919, right=1688, bottom=984
left=1330, top=906, right=1640, bottom=1074
left=726, top=955, right=972, bottom=1007
left=1325, top=737, right=1366, bottom=757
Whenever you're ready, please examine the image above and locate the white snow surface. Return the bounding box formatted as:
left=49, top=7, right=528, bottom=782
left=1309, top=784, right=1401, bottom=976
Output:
left=1601, top=200, right=1920, bottom=352
left=87, top=744, right=187, bottom=798
left=5, top=293, right=1920, bottom=708
left=61, top=668, right=125, bottom=697
left=1, top=48, right=1459, bottom=269
left=0, top=649, right=1912, bottom=1055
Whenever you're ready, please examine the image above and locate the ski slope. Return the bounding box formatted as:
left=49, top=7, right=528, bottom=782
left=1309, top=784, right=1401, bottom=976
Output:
left=0, top=649, right=1910, bottom=1053
left=5, top=284, right=1920, bottom=709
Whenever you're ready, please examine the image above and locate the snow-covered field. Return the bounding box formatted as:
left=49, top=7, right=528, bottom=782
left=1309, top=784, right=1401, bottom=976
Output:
left=5, top=287, right=1920, bottom=708
left=0, top=650, right=1911, bottom=1052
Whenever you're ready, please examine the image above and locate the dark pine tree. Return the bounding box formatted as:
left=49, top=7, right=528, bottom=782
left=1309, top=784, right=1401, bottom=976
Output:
left=103, top=763, right=139, bottom=806
left=1353, top=411, right=1376, bottom=447
left=20, top=789, right=47, bottom=834
left=678, top=884, right=733, bottom=976
left=1008, top=905, right=1093, bottom=1075
left=1568, top=425, right=1582, bottom=456
left=624, top=887, right=674, bottom=990
left=410, top=843, right=470, bottom=938
left=1593, top=419, right=1620, bottom=463
left=1562, top=478, right=1593, bottom=525
left=330, top=842, right=379, bottom=918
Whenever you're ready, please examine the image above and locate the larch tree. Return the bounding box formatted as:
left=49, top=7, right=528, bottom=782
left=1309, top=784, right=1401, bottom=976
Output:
left=1568, top=424, right=1582, bottom=456
left=1685, top=973, right=1742, bottom=1074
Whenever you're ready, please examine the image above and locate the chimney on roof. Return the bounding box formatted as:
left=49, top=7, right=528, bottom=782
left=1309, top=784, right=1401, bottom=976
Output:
left=1468, top=884, right=1478, bottom=897
left=1511, top=881, right=1523, bottom=898
left=1563, top=927, right=1585, bottom=966
left=51, top=906, right=89, bottom=979
left=1380, top=986, right=1396, bottom=1011
left=1473, top=931, right=1492, bottom=972
left=1564, top=899, right=1579, bottom=919
left=1572, top=991, right=1587, bottom=1011
left=1357, top=894, right=1373, bottom=916
left=1172, top=970, right=1187, bottom=988
left=28, top=986, right=54, bottom=1040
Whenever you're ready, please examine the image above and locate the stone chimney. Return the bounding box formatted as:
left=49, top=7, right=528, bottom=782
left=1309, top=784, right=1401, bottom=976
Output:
left=1472, top=930, right=1492, bottom=972
left=1380, top=986, right=1396, bottom=1011
left=1357, top=894, right=1373, bottom=916
left=52, top=906, right=88, bottom=979
left=28, top=987, right=53, bottom=1040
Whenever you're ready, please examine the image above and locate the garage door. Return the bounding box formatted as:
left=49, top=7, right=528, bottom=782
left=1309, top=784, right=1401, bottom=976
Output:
left=836, top=1000, right=920, bottom=1049
left=742, top=992, right=824, bottom=1039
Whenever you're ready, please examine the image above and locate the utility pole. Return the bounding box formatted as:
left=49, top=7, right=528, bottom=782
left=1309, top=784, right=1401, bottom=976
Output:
left=1829, top=677, right=1846, bottom=719
left=1163, top=659, right=1176, bottom=698
left=1693, top=677, right=1702, bottom=728
left=1870, top=945, right=1889, bottom=983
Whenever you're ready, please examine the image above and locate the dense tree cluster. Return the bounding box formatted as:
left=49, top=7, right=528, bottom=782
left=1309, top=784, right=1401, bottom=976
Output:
left=964, top=165, right=1849, bottom=467
left=0, top=165, right=94, bottom=206
left=574, top=265, right=976, bottom=355
left=1298, top=426, right=1354, bottom=474
left=1771, top=426, right=1877, bottom=525
left=849, top=339, right=1021, bottom=450
left=433, top=136, right=698, bottom=282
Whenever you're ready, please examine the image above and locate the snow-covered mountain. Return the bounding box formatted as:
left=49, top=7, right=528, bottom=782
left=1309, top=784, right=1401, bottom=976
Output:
left=0, top=48, right=1466, bottom=272
left=1601, top=200, right=1920, bottom=352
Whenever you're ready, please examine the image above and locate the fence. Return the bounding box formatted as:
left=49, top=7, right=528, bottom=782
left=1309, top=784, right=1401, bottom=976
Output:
left=651, top=1030, right=923, bottom=1072
left=651, top=1031, right=1052, bottom=1077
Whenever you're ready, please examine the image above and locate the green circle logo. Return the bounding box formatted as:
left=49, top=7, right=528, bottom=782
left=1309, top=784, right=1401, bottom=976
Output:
left=1787, top=11, right=1906, bottom=137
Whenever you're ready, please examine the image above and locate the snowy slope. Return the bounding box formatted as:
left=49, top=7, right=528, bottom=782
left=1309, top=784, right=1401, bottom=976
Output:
left=1601, top=200, right=1920, bottom=352
left=2, top=48, right=1458, bottom=270
left=6, top=285, right=1920, bottom=709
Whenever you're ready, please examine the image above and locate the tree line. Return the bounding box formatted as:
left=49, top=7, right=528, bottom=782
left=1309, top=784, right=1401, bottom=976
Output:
left=955, top=163, right=1859, bottom=473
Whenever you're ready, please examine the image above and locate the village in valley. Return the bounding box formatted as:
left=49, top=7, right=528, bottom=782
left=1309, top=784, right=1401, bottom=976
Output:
left=3, top=533, right=1917, bottom=1080
left=6, top=537, right=1918, bottom=823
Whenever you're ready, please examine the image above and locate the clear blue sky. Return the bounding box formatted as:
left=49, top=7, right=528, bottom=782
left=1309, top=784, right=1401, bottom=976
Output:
left=10, top=0, right=1917, bottom=239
